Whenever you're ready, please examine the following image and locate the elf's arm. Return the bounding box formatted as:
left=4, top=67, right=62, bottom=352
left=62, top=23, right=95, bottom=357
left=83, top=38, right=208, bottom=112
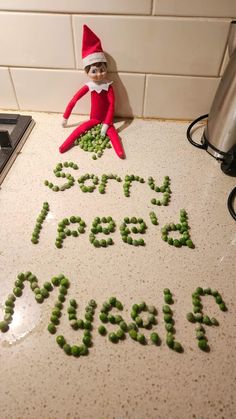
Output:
left=101, top=85, right=115, bottom=136
left=63, top=85, right=89, bottom=121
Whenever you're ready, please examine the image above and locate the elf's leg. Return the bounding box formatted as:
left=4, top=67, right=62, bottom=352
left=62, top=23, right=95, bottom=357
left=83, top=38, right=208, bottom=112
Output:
left=59, top=119, right=100, bottom=153
left=106, top=125, right=125, bottom=159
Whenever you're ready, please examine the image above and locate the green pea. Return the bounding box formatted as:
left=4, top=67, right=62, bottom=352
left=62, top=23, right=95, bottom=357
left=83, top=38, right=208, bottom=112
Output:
left=198, top=339, right=209, bottom=351
left=147, top=305, right=156, bottom=315
left=35, top=293, right=44, bottom=303
left=56, top=335, right=65, bottom=347
left=69, top=299, right=77, bottom=308
left=83, top=335, right=92, bottom=347
left=98, top=325, right=107, bottom=335
left=63, top=343, right=71, bottom=355
left=196, top=331, right=206, bottom=340
left=166, top=335, right=174, bottom=348
left=116, top=329, right=125, bottom=340
left=59, top=286, right=67, bottom=295
left=40, top=288, right=49, bottom=298
left=5, top=299, right=15, bottom=308
left=135, top=316, right=143, bottom=327
left=5, top=306, right=14, bottom=314
left=186, top=312, right=195, bottom=323
left=60, top=278, right=70, bottom=288
left=48, top=323, right=56, bottom=334
left=173, top=342, right=183, bottom=353
left=50, top=315, right=60, bottom=325
left=70, top=320, right=79, bottom=330
left=219, top=302, right=227, bottom=311
left=52, top=308, right=61, bottom=317
left=109, top=332, right=118, bottom=343
left=195, top=313, right=203, bottom=322
left=137, top=333, right=146, bottom=344
left=77, top=319, right=84, bottom=329
left=43, top=282, right=53, bottom=291
left=89, top=299, right=97, bottom=308
left=162, top=305, right=172, bottom=314
left=13, top=287, right=22, bottom=297
left=202, top=315, right=211, bottom=325
left=195, top=287, right=204, bottom=295
left=119, top=321, right=128, bottom=332
left=71, top=345, right=81, bottom=357
left=164, top=294, right=173, bottom=304
left=7, top=293, right=16, bottom=302
left=164, top=313, right=173, bottom=323
left=211, top=318, right=219, bottom=326
left=84, top=321, right=92, bottom=330
left=150, top=332, right=159, bottom=344
left=58, top=294, right=65, bottom=303
left=109, top=297, right=117, bottom=306
left=0, top=321, right=9, bottom=332
left=108, top=314, right=116, bottom=324
left=163, top=288, right=171, bottom=295
left=115, top=300, right=123, bottom=310
left=129, top=329, right=137, bottom=340
left=85, top=312, right=93, bottom=322
left=100, top=313, right=108, bottom=323
left=165, top=323, right=174, bottom=332
left=138, top=301, right=146, bottom=311
left=186, top=240, right=195, bottom=249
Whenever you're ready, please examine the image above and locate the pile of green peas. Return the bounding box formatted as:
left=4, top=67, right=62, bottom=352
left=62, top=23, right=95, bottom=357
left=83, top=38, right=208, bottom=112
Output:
left=163, top=289, right=183, bottom=352
left=120, top=217, right=147, bottom=246
left=186, top=287, right=227, bottom=351
left=55, top=216, right=86, bottom=248
left=149, top=175, right=171, bottom=206
left=161, top=209, right=195, bottom=248
left=31, top=202, right=49, bottom=244
left=44, top=161, right=78, bottom=192
left=123, top=175, right=145, bottom=197
left=74, top=124, right=112, bottom=159
left=89, top=216, right=116, bottom=247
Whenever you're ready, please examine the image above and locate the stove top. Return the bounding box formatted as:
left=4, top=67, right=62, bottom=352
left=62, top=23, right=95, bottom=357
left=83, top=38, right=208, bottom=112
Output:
left=0, top=113, right=35, bottom=184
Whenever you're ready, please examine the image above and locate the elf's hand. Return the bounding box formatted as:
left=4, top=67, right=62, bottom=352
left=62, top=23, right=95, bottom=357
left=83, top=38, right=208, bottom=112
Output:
left=101, top=123, right=109, bottom=137
left=62, top=118, right=68, bottom=127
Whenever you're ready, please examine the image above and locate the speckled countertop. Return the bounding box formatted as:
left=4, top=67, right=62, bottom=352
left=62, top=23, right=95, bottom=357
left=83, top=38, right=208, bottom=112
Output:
left=0, top=111, right=235, bottom=419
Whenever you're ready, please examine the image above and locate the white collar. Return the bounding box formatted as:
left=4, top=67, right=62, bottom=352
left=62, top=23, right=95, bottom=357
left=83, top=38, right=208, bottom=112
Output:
left=86, top=81, right=113, bottom=93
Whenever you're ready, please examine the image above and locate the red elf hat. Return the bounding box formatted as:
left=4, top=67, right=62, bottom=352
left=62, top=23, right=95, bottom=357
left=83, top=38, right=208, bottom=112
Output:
left=82, top=25, right=107, bottom=68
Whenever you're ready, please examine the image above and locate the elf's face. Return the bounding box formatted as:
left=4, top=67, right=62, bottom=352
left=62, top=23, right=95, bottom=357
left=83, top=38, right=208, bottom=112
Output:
left=88, top=63, right=107, bottom=82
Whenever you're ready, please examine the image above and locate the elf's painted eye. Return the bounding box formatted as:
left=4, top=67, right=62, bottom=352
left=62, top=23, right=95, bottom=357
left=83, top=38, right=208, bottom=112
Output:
left=91, top=68, right=97, bottom=74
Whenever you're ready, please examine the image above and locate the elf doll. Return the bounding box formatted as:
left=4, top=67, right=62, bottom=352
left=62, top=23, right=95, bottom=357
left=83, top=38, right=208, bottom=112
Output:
left=59, top=25, right=125, bottom=159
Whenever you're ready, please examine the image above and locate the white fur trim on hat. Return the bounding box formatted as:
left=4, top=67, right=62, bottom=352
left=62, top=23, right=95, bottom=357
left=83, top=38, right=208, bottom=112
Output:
left=82, top=52, right=107, bottom=68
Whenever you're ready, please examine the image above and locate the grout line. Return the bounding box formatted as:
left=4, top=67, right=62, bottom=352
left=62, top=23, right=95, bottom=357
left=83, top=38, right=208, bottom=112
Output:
left=218, top=26, right=230, bottom=76
left=0, top=10, right=233, bottom=20
left=141, top=75, right=147, bottom=117
left=151, top=0, right=155, bottom=16
left=0, top=65, right=221, bottom=79
left=8, top=68, right=20, bottom=110
left=70, top=15, right=77, bottom=69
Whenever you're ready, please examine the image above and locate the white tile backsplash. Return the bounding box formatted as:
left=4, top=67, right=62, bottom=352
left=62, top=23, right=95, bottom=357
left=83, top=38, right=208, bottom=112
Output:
left=0, top=12, right=75, bottom=68
left=153, top=0, right=236, bottom=18
left=0, top=5, right=233, bottom=119
left=144, top=75, right=220, bottom=119
left=11, top=68, right=145, bottom=117
left=73, top=16, right=230, bottom=76
left=0, top=68, right=18, bottom=110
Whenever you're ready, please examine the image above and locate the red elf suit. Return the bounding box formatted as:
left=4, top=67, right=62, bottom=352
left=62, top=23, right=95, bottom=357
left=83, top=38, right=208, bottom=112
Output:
left=59, top=25, right=125, bottom=159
